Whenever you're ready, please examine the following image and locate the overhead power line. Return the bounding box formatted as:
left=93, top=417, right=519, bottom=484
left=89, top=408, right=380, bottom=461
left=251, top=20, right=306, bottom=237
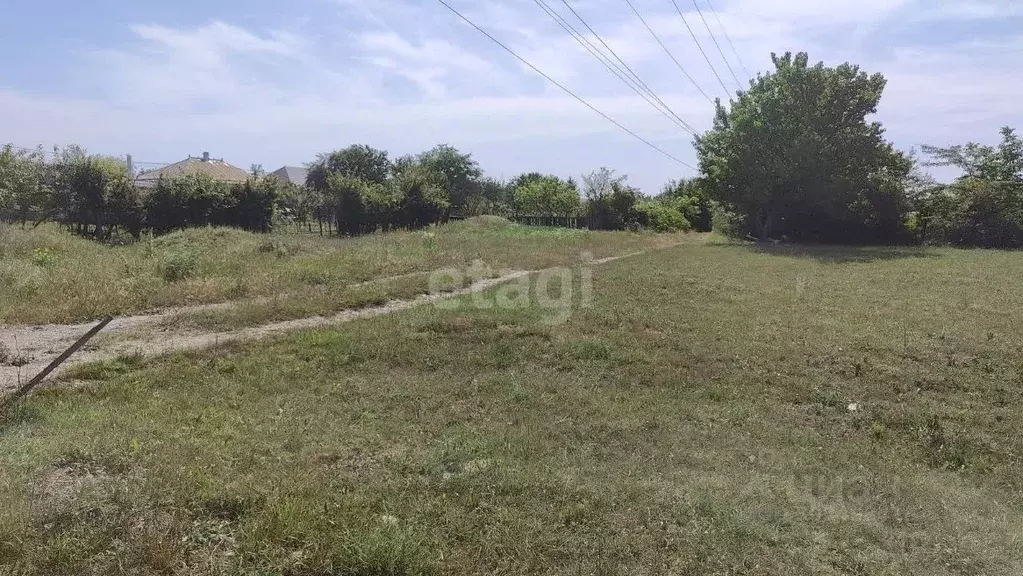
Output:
left=704, top=0, right=751, bottom=82
left=533, top=0, right=698, bottom=135
left=3, top=145, right=54, bottom=157
left=621, top=0, right=715, bottom=105
left=433, top=0, right=696, bottom=169
left=668, top=0, right=732, bottom=97
left=3, top=144, right=173, bottom=166
left=557, top=0, right=704, bottom=132
left=690, top=0, right=742, bottom=90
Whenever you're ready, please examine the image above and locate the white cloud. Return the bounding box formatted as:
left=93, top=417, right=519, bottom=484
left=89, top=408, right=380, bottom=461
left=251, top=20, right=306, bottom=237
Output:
left=1, top=0, right=1021, bottom=190
left=910, top=0, right=1021, bottom=22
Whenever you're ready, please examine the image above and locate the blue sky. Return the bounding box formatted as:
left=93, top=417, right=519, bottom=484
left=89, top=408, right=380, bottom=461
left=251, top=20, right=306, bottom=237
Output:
left=2, top=0, right=1021, bottom=192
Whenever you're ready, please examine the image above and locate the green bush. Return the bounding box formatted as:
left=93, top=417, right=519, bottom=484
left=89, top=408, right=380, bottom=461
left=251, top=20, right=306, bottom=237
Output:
left=31, top=247, right=56, bottom=267
left=586, top=181, right=641, bottom=230
left=256, top=239, right=290, bottom=258
left=161, top=249, right=198, bottom=282
left=635, top=202, right=690, bottom=232
left=919, top=180, right=1023, bottom=248
left=513, top=176, right=580, bottom=217
left=916, top=127, right=1023, bottom=248
left=711, top=205, right=746, bottom=238
left=659, top=178, right=713, bottom=232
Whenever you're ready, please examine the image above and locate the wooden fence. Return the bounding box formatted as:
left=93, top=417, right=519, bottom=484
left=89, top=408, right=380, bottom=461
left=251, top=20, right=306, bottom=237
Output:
left=510, top=215, right=592, bottom=229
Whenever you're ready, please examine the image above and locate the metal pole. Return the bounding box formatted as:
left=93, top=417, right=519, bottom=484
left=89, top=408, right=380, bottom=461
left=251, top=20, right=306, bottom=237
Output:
left=1, top=316, right=114, bottom=410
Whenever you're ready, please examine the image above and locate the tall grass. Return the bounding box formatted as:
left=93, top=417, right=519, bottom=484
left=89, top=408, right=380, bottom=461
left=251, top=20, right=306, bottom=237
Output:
left=0, top=219, right=681, bottom=324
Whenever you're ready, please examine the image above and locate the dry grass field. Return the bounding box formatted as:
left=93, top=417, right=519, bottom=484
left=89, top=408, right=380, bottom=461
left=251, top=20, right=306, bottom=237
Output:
left=1, top=225, right=1022, bottom=575
left=0, top=218, right=677, bottom=325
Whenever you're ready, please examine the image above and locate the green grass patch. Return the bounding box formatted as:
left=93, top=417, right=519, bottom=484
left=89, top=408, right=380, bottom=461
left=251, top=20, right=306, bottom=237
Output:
left=3, top=241, right=1022, bottom=574
left=0, top=219, right=681, bottom=324
left=61, top=352, right=146, bottom=382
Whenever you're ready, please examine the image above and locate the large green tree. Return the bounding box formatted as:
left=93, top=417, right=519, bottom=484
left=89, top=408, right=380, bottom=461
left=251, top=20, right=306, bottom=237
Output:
left=697, top=52, right=913, bottom=243
left=306, top=145, right=391, bottom=191
left=922, top=127, right=1023, bottom=183
left=581, top=168, right=642, bottom=230
left=917, top=127, right=1023, bottom=247
left=0, top=145, right=49, bottom=226
left=394, top=164, right=450, bottom=229
left=414, top=144, right=482, bottom=211
left=513, top=175, right=580, bottom=217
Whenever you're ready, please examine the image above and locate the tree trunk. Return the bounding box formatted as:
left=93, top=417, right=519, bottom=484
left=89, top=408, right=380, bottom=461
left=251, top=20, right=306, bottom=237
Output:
left=758, top=209, right=775, bottom=243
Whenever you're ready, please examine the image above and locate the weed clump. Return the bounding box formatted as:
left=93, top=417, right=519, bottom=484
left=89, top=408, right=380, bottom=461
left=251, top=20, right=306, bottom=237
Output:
left=256, top=239, right=290, bottom=258
left=0, top=342, right=29, bottom=368
left=161, top=249, right=198, bottom=282
left=31, top=247, right=56, bottom=267
left=921, top=416, right=988, bottom=472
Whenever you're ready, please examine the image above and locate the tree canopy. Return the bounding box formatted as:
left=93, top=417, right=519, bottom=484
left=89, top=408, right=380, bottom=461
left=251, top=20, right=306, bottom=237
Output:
left=916, top=128, right=1023, bottom=247
left=306, top=145, right=392, bottom=190
left=922, top=127, right=1023, bottom=183
left=697, top=52, right=912, bottom=243
left=513, top=175, right=580, bottom=217
left=414, top=144, right=482, bottom=211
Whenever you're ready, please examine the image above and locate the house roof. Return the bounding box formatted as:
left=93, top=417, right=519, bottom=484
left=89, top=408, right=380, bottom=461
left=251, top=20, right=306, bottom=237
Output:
left=271, top=166, right=309, bottom=185
left=135, top=154, right=251, bottom=187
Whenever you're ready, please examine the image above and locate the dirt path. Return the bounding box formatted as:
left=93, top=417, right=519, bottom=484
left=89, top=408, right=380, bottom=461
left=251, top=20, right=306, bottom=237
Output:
left=0, top=248, right=663, bottom=392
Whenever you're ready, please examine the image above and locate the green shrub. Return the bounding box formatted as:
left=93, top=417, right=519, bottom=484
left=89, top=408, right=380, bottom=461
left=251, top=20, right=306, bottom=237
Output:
left=635, top=202, right=690, bottom=232
left=586, top=181, right=641, bottom=230
left=256, top=239, right=290, bottom=258
left=513, top=175, right=580, bottom=217
left=918, top=128, right=1023, bottom=248
left=920, top=180, right=1023, bottom=248
left=659, top=178, right=713, bottom=231
left=31, top=247, right=55, bottom=267
left=711, top=205, right=746, bottom=238
left=161, top=249, right=198, bottom=282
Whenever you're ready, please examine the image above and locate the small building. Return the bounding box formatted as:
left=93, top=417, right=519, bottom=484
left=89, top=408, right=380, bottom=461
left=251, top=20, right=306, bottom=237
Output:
left=270, top=166, right=309, bottom=186
left=135, top=152, right=251, bottom=188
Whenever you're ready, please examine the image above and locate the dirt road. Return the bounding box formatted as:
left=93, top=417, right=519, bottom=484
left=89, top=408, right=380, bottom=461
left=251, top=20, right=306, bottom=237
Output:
left=0, top=248, right=660, bottom=392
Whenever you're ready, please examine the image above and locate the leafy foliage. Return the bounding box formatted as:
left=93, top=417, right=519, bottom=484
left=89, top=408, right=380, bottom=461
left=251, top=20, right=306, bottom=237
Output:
left=0, top=145, right=49, bottom=225
left=635, top=201, right=690, bottom=232
left=306, top=144, right=392, bottom=190
left=160, top=249, right=198, bottom=282
left=697, top=52, right=913, bottom=243
left=917, top=128, right=1023, bottom=247
left=414, top=144, right=482, bottom=211
left=395, top=164, right=450, bottom=229
left=658, top=178, right=713, bottom=232
left=144, top=174, right=228, bottom=235
left=513, top=175, right=580, bottom=217
left=922, top=127, right=1023, bottom=182
left=466, top=177, right=514, bottom=217
left=582, top=169, right=642, bottom=230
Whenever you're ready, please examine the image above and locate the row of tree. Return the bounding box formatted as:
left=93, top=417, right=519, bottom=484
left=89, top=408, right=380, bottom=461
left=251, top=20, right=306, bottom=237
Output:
left=696, top=51, right=1023, bottom=248
left=8, top=51, right=1018, bottom=247
left=0, top=145, right=281, bottom=239
left=280, top=144, right=711, bottom=235
left=0, top=140, right=709, bottom=239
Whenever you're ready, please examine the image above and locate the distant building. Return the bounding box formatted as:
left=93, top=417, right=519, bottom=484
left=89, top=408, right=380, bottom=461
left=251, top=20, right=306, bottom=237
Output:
left=270, top=166, right=309, bottom=186
left=135, top=152, right=251, bottom=188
